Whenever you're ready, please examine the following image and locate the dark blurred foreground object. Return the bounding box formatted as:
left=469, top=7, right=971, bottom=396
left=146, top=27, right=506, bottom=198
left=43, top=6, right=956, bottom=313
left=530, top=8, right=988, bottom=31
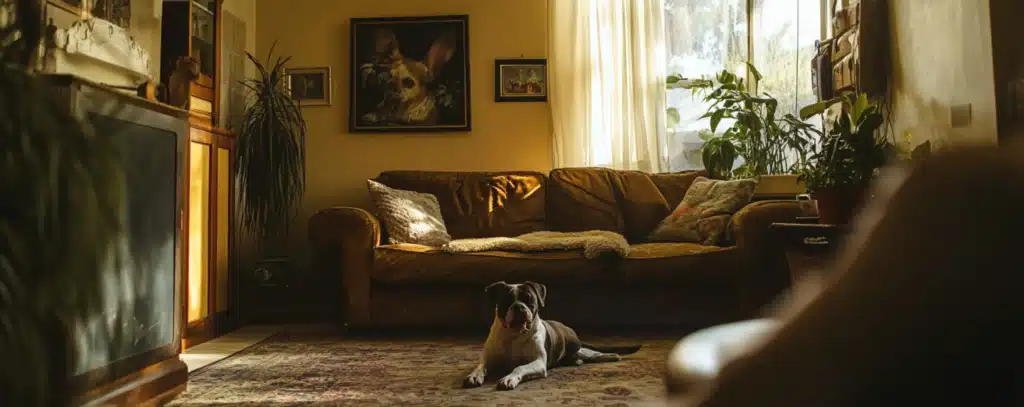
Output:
left=679, top=144, right=1024, bottom=406
left=1, top=0, right=128, bottom=405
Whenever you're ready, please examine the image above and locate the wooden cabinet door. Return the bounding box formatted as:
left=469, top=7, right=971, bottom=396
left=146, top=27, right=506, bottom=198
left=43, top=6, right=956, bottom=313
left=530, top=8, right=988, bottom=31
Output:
left=184, top=127, right=215, bottom=348
left=183, top=123, right=235, bottom=349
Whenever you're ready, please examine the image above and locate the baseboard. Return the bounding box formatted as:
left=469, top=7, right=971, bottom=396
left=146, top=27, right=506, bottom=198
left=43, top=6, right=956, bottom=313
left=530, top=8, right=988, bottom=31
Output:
left=212, top=310, right=234, bottom=336
left=78, top=357, right=188, bottom=407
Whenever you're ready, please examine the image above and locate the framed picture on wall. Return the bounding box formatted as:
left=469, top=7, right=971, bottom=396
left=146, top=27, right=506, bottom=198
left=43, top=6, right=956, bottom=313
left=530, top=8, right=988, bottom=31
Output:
left=47, top=0, right=84, bottom=14
left=494, top=59, right=547, bottom=102
left=47, top=0, right=130, bottom=29
left=286, top=66, right=332, bottom=107
left=349, top=15, right=471, bottom=133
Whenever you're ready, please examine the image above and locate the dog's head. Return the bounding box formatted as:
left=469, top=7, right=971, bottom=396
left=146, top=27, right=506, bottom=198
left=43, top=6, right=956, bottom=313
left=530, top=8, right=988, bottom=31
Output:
left=374, top=28, right=456, bottom=111
left=175, top=56, right=200, bottom=80
left=485, top=281, right=546, bottom=333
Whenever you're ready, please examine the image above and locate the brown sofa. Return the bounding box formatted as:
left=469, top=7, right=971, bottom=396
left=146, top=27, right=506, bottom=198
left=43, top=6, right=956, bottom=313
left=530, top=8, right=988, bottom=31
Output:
left=308, top=168, right=807, bottom=330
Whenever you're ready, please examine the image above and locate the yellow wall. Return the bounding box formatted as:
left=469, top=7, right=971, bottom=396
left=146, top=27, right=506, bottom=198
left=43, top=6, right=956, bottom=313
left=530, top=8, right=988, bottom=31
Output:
left=254, top=0, right=553, bottom=230
left=888, top=0, right=999, bottom=148
left=222, top=0, right=257, bottom=77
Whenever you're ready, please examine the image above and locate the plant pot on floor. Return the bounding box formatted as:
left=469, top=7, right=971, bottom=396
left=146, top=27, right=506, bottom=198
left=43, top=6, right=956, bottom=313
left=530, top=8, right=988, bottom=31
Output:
left=811, top=185, right=868, bottom=225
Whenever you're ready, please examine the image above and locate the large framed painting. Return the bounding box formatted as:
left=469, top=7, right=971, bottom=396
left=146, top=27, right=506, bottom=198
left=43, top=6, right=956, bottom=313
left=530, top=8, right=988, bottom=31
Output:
left=350, top=15, right=471, bottom=133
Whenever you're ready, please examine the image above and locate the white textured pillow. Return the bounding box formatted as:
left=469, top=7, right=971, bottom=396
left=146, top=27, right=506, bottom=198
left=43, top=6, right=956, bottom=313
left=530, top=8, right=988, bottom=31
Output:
left=367, top=179, right=452, bottom=246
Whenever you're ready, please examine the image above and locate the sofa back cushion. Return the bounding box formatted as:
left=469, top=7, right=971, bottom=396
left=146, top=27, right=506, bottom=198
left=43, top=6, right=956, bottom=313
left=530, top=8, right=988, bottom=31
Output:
left=546, top=168, right=706, bottom=242
left=546, top=168, right=626, bottom=234
left=375, top=171, right=547, bottom=239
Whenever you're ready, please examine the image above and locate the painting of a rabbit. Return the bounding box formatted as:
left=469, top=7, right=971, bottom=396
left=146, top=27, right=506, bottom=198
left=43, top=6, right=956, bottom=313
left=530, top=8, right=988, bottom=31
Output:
left=350, top=15, right=471, bottom=132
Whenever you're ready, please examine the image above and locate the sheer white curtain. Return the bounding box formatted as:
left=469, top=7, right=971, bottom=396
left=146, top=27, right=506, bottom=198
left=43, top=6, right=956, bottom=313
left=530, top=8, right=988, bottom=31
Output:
left=548, top=0, right=668, bottom=172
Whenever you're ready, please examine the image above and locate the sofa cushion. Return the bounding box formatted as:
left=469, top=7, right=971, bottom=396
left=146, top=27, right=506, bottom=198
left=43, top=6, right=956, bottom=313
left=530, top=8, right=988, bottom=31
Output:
left=649, top=177, right=758, bottom=245
left=619, top=170, right=707, bottom=242
left=546, top=168, right=626, bottom=235
left=620, top=243, right=741, bottom=284
left=546, top=168, right=708, bottom=243
left=375, top=171, right=546, bottom=239
left=367, top=180, right=452, bottom=246
left=650, top=171, right=707, bottom=207
left=373, top=244, right=611, bottom=285
left=372, top=242, right=740, bottom=285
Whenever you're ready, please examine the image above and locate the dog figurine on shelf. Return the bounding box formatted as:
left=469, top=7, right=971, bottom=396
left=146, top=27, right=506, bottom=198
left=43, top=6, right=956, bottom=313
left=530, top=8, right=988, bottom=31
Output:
left=360, top=28, right=456, bottom=126
left=167, top=56, right=200, bottom=109
left=463, top=281, right=642, bottom=391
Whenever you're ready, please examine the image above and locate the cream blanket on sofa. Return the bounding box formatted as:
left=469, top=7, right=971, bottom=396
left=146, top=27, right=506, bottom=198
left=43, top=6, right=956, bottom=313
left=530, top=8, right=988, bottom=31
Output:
left=441, top=230, right=630, bottom=259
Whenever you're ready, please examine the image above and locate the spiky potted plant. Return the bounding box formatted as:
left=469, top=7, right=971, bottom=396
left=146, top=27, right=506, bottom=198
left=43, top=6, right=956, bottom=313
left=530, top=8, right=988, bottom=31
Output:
left=1, top=0, right=126, bottom=405
left=235, top=44, right=307, bottom=308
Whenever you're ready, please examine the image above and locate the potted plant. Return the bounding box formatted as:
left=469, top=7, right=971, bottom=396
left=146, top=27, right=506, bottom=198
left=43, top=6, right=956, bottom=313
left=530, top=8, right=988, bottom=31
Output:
left=797, top=93, right=893, bottom=224
left=1, top=0, right=126, bottom=404
left=669, top=64, right=819, bottom=188
left=235, top=45, right=307, bottom=298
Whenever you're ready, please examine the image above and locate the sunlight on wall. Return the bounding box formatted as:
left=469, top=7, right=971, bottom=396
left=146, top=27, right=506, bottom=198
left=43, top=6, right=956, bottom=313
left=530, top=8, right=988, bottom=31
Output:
left=888, top=0, right=998, bottom=148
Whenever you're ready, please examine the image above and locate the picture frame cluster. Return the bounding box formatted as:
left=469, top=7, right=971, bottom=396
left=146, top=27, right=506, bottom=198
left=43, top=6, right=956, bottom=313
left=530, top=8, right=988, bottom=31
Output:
left=288, top=14, right=549, bottom=133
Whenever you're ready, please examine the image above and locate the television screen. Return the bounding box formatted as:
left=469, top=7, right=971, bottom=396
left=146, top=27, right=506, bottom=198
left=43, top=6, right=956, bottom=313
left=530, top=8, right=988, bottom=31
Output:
left=72, top=113, right=180, bottom=375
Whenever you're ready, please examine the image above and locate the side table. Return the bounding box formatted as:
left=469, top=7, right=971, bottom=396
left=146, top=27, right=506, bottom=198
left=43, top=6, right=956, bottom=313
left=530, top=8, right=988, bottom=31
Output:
left=769, top=220, right=850, bottom=282
left=664, top=220, right=854, bottom=396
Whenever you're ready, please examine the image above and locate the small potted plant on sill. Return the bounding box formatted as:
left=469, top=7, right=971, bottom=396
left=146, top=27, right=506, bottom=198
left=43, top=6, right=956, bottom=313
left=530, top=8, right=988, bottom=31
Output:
left=797, top=92, right=893, bottom=224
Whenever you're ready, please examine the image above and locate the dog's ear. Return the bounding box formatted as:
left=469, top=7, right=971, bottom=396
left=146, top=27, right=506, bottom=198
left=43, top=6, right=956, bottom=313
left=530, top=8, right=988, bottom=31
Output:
left=523, top=281, right=546, bottom=308
left=424, top=31, right=456, bottom=79
left=485, top=281, right=509, bottom=305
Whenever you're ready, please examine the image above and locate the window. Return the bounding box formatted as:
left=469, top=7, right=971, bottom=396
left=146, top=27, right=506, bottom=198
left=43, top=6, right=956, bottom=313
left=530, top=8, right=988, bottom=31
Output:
left=664, top=0, right=830, bottom=171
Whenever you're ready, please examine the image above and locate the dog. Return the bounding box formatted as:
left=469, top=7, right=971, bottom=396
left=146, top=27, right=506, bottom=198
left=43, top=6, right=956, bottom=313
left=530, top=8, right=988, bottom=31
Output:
left=360, top=28, right=456, bottom=126
left=463, top=281, right=642, bottom=390
left=167, top=56, right=199, bottom=109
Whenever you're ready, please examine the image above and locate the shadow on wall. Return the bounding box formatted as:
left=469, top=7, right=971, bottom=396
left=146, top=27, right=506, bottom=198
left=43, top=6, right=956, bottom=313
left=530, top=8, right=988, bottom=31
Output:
left=887, top=14, right=951, bottom=152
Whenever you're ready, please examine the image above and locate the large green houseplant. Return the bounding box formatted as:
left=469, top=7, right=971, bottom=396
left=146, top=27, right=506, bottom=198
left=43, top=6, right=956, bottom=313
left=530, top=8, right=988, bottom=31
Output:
left=236, top=45, right=307, bottom=257
left=1, top=0, right=126, bottom=405
left=797, top=92, right=893, bottom=224
left=668, top=64, right=820, bottom=180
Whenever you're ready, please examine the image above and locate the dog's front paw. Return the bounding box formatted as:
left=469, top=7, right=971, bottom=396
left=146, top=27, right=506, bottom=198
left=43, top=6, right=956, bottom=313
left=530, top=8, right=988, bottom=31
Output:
left=463, top=371, right=485, bottom=388
left=496, top=374, right=521, bottom=391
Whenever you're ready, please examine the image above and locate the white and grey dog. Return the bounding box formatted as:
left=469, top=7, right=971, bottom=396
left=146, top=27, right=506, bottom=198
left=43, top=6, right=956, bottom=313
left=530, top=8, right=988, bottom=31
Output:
left=463, top=281, right=642, bottom=390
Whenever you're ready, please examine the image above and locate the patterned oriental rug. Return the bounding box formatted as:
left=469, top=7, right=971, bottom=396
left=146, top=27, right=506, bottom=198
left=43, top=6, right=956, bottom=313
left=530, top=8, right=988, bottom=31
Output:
left=167, top=331, right=678, bottom=406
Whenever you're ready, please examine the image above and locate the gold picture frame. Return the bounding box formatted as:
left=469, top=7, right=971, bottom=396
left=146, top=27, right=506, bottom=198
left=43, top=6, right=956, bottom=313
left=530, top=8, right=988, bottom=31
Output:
left=47, top=0, right=130, bottom=29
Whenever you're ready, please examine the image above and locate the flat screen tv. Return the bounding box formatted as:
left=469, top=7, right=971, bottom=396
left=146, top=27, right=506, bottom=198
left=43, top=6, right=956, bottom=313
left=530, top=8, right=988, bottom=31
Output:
left=44, top=75, right=189, bottom=392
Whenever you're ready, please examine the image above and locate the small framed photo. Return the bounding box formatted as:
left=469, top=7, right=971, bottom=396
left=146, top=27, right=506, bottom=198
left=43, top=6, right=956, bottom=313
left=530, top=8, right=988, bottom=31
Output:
left=494, top=58, right=547, bottom=102
left=286, top=66, right=332, bottom=107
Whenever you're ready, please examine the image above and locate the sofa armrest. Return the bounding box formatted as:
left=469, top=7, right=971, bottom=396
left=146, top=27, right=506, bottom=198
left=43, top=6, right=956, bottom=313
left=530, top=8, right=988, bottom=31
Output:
left=308, top=207, right=380, bottom=326
left=730, top=200, right=807, bottom=315
left=732, top=200, right=807, bottom=249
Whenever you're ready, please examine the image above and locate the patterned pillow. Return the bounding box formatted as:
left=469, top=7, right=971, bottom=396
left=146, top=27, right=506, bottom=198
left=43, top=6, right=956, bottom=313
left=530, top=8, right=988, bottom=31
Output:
left=648, top=176, right=758, bottom=245
left=367, top=180, right=452, bottom=246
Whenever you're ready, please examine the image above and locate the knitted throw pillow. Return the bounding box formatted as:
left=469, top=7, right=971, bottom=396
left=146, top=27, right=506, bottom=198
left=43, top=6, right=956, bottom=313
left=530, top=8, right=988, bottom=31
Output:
left=367, top=179, right=452, bottom=246
left=648, top=176, right=758, bottom=245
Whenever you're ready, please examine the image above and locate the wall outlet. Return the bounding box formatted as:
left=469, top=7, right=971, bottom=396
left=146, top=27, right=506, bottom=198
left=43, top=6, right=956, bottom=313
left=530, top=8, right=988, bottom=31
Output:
left=951, top=104, right=973, bottom=128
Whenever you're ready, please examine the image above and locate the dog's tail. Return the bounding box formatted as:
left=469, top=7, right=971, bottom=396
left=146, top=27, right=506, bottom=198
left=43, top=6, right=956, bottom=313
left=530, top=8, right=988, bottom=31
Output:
left=581, top=342, right=642, bottom=355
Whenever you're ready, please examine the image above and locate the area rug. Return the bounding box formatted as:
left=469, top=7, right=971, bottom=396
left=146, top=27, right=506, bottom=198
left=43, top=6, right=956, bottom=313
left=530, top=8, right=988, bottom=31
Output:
left=167, top=331, right=677, bottom=406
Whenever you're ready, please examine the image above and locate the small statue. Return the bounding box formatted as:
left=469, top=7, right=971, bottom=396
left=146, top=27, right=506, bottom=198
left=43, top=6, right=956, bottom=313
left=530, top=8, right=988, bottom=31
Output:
left=167, top=56, right=199, bottom=109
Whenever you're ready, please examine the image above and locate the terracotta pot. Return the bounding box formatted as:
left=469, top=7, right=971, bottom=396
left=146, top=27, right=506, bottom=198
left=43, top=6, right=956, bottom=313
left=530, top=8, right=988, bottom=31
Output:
left=811, top=184, right=868, bottom=225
